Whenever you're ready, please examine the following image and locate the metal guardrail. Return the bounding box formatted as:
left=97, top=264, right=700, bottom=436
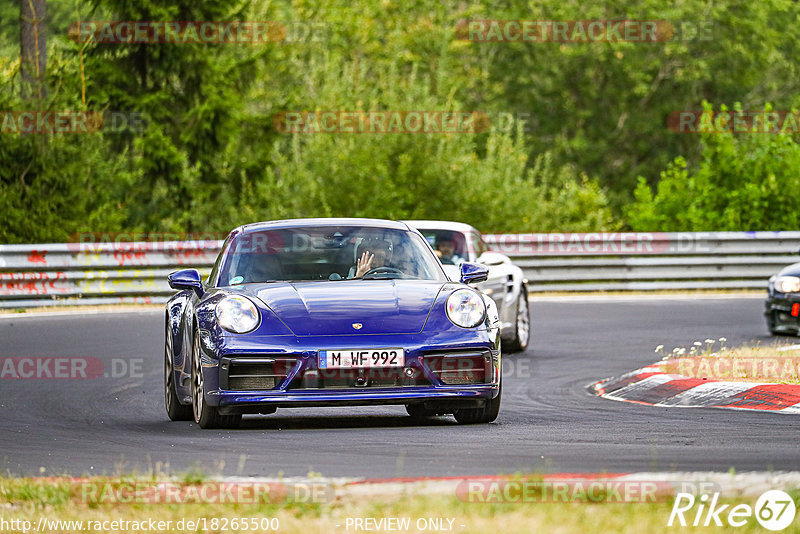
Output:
left=482, top=231, right=800, bottom=292
left=0, top=232, right=797, bottom=307
left=0, top=241, right=220, bottom=308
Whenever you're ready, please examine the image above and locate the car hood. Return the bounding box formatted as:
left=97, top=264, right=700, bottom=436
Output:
left=240, top=280, right=445, bottom=336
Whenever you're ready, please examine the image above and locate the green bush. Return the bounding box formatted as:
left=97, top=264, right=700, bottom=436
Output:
left=627, top=103, right=800, bottom=231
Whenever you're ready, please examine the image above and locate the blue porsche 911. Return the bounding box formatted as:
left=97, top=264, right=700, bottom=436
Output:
left=164, top=218, right=502, bottom=429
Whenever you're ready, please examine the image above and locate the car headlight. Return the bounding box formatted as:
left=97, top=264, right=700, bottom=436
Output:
left=446, top=289, right=486, bottom=328
left=215, top=295, right=260, bottom=333
left=776, top=276, right=800, bottom=293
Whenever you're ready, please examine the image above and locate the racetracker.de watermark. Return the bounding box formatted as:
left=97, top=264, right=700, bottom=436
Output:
left=69, top=232, right=228, bottom=244
left=456, top=478, right=720, bottom=503
left=65, top=232, right=225, bottom=258
left=668, top=110, right=800, bottom=134
left=0, top=357, right=143, bottom=379
left=77, top=480, right=332, bottom=504
left=273, top=111, right=491, bottom=134
left=456, top=20, right=712, bottom=42
left=68, top=21, right=329, bottom=44
left=663, top=357, right=800, bottom=381
left=482, top=232, right=716, bottom=255
left=1, top=111, right=146, bottom=134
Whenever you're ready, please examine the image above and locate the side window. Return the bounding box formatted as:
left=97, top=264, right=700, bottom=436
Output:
left=208, top=235, right=232, bottom=286
left=472, top=233, right=488, bottom=257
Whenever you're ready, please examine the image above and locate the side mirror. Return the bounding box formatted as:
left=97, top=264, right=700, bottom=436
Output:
left=460, top=262, right=489, bottom=284
left=168, top=269, right=204, bottom=297
left=477, top=251, right=509, bottom=266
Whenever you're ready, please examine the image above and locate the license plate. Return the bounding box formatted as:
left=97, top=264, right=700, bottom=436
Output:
left=318, top=349, right=405, bottom=369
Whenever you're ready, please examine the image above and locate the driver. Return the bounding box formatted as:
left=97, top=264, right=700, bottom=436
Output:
left=435, top=236, right=464, bottom=265
left=349, top=237, right=393, bottom=278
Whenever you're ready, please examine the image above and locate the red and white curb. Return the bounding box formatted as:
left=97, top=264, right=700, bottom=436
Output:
left=591, top=362, right=800, bottom=413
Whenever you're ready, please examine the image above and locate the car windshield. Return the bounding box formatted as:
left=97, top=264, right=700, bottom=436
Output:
left=418, top=230, right=469, bottom=266
left=217, top=226, right=447, bottom=285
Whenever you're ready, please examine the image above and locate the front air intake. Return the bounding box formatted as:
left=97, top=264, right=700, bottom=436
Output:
left=220, top=357, right=296, bottom=391
left=424, top=350, right=492, bottom=385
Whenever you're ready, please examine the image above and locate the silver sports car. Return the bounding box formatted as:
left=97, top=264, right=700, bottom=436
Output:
left=406, top=220, right=530, bottom=352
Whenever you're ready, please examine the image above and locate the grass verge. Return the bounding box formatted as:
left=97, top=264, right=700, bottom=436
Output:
left=1, top=476, right=798, bottom=533
left=658, top=339, right=800, bottom=384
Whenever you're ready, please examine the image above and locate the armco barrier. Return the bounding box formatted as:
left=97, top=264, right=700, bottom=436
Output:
left=0, top=241, right=221, bottom=308
left=0, top=232, right=797, bottom=307
left=482, top=231, right=800, bottom=292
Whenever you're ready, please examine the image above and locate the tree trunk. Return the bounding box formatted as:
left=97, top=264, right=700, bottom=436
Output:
left=20, top=0, right=46, bottom=100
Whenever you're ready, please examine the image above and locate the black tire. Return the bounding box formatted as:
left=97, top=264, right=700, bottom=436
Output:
left=453, top=379, right=501, bottom=424
left=767, top=312, right=793, bottom=336
left=767, top=312, right=777, bottom=335
left=191, top=331, right=241, bottom=429
left=165, top=322, right=192, bottom=421
left=505, top=289, right=530, bottom=353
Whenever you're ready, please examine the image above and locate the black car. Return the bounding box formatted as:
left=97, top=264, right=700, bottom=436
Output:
left=766, top=260, right=800, bottom=335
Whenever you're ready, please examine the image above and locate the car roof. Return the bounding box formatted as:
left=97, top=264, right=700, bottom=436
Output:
left=403, top=220, right=479, bottom=234
left=234, top=218, right=412, bottom=234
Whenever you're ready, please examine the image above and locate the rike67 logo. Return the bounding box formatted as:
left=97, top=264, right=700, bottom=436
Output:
left=669, top=490, right=796, bottom=531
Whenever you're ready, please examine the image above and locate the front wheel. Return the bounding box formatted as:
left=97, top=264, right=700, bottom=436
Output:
left=767, top=311, right=794, bottom=336
left=453, top=380, right=501, bottom=424
left=767, top=314, right=779, bottom=336
left=505, top=289, right=530, bottom=353
left=165, top=323, right=192, bottom=421
left=191, top=332, right=241, bottom=429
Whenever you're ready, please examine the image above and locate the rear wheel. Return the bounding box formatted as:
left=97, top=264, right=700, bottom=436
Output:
left=165, top=323, right=192, bottom=421
left=505, top=289, right=530, bottom=353
left=191, top=331, right=241, bottom=429
left=454, top=380, right=501, bottom=424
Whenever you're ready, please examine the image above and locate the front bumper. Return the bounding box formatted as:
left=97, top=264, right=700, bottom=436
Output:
left=765, top=291, right=800, bottom=333
left=211, top=385, right=497, bottom=414
left=197, top=331, right=501, bottom=413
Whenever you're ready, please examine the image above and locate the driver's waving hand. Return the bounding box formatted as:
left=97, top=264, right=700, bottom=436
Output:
left=349, top=238, right=392, bottom=278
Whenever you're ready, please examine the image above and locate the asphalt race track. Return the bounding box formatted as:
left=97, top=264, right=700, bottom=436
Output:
left=1, top=296, right=796, bottom=478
